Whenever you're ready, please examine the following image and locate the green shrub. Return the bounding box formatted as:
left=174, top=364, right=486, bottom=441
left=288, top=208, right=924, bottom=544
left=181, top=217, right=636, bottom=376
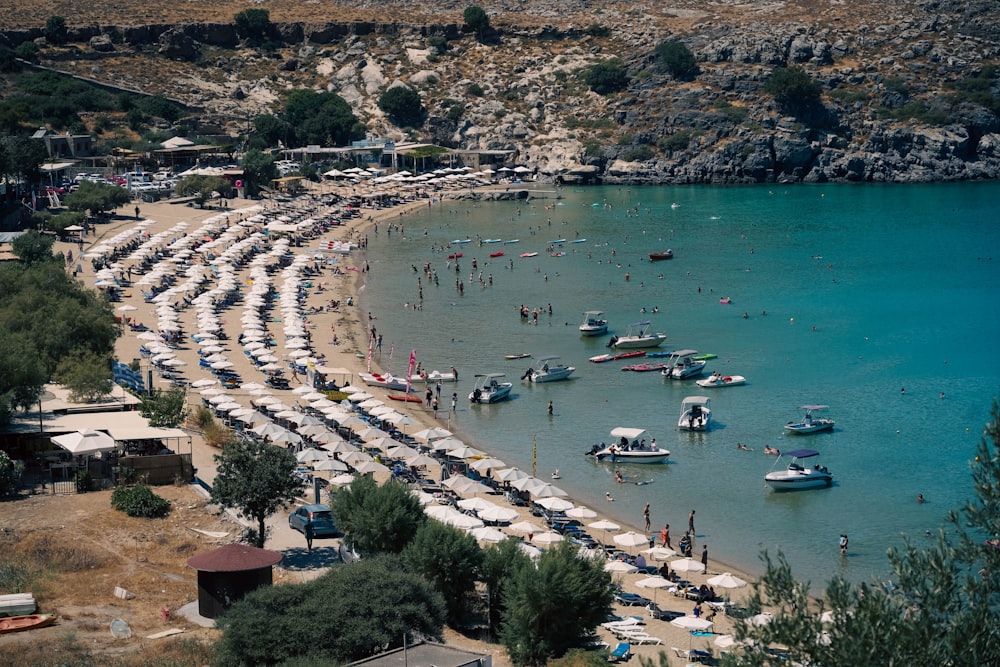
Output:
left=427, top=35, right=449, bottom=52
left=875, top=101, right=950, bottom=125
left=235, top=8, right=270, bottom=40
left=712, top=100, right=749, bottom=122
left=45, top=16, right=68, bottom=45
left=0, top=46, right=20, bottom=73
left=463, top=6, right=491, bottom=40
left=14, top=41, right=39, bottom=63
left=829, top=88, right=868, bottom=104
left=658, top=129, right=694, bottom=152
left=111, top=484, right=171, bottom=518
left=581, top=59, right=629, bottom=95
left=447, top=103, right=464, bottom=123
left=884, top=76, right=909, bottom=94
left=763, top=65, right=822, bottom=115
left=378, top=86, right=424, bottom=127
left=656, top=40, right=697, bottom=79
left=584, top=25, right=611, bottom=38
left=466, top=82, right=484, bottom=97
left=583, top=140, right=604, bottom=157
left=622, top=146, right=655, bottom=161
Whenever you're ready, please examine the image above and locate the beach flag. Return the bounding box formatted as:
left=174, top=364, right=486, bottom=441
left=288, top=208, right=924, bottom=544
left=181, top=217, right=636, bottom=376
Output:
left=366, top=334, right=374, bottom=372
left=405, top=350, right=416, bottom=395
left=532, top=434, right=537, bottom=477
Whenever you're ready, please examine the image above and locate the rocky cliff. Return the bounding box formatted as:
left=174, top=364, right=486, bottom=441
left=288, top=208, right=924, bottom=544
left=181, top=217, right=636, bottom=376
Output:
left=2, top=0, right=999, bottom=184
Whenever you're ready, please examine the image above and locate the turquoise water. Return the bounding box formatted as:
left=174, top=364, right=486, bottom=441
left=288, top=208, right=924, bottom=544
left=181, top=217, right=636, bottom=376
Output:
left=358, top=182, right=1000, bottom=587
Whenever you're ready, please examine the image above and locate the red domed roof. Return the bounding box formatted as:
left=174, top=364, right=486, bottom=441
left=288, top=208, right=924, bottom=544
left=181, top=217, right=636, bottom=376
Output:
left=187, top=543, right=282, bottom=572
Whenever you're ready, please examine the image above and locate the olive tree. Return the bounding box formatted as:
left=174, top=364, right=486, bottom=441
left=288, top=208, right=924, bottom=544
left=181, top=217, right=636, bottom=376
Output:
left=330, top=475, right=425, bottom=555
left=403, top=520, right=483, bottom=627
left=210, top=438, right=304, bottom=548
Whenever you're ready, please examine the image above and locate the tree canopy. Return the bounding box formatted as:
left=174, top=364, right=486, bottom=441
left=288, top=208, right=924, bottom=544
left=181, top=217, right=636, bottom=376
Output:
left=463, top=6, right=491, bottom=41
left=722, top=399, right=1000, bottom=667
left=279, top=89, right=364, bottom=147
left=0, top=135, right=47, bottom=184
left=64, top=180, right=131, bottom=215
left=403, top=520, right=484, bottom=627
left=581, top=59, right=630, bottom=95
left=138, top=386, right=189, bottom=427
left=210, top=438, right=304, bottom=547
left=763, top=66, right=823, bottom=116
left=481, top=537, right=532, bottom=639
left=234, top=8, right=270, bottom=41
left=330, top=475, right=426, bottom=555
left=500, top=541, right=614, bottom=667
left=0, top=259, right=119, bottom=424
left=378, top=86, right=425, bottom=128
left=656, top=40, right=698, bottom=80
left=240, top=149, right=279, bottom=196
left=215, top=555, right=446, bottom=666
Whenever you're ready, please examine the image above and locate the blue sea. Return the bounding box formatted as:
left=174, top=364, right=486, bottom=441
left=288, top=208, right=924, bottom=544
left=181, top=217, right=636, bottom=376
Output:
left=357, top=182, right=1000, bottom=588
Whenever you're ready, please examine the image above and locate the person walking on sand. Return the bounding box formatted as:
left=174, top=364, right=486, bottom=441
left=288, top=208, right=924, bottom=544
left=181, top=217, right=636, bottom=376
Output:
left=643, top=503, right=651, bottom=532
left=661, top=524, right=672, bottom=549
left=688, top=509, right=696, bottom=535
left=304, top=518, right=314, bottom=552
left=701, top=544, right=709, bottom=571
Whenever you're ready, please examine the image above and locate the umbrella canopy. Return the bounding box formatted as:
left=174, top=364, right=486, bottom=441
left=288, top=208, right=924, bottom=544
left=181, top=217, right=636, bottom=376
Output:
left=412, top=427, right=453, bottom=442
left=457, top=497, right=498, bottom=512
left=353, top=460, right=391, bottom=475
left=535, top=497, right=573, bottom=512
left=470, top=457, right=505, bottom=472
left=470, top=526, right=509, bottom=543
left=530, top=482, right=568, bottom=498
left=707, top=572, right=748, bottom=589
left=493, top=467, right=530, bottom=483
left=507, top=520, right=545, bottom=535
left=614, top=531, right=650, bottom=549
left=671, top=557, right=706, bottom=574
left=444, top=513, right=484, bottom=531
left=670, top=615, right=714, bottom=632
left=478, top=506, right=520, bottom=523
left=330, top=473, right=356, bottom=487
left=604, top=560, right=639, bottom=574
left=635, top=575, right=674, bottom=603
left=531, top=531, right=565, bottom=546
left=313, top=458, right=349, bottom=472
left=51, top=429, right=116, bottom=455
left=404, top=453, right=439, bottom=468
left=296, top=448, right=329, bottom=463
left=642, top=546, right=678, bottom=561
left=589, top=519, right=621, bottom=532
left=748, top=612, right=775, bottom=626
left=565, top=506, right=598, bottom=520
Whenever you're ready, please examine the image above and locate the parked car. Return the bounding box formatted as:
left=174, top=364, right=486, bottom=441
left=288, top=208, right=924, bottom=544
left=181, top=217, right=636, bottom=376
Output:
left=288, top=504, right=337, bottom=537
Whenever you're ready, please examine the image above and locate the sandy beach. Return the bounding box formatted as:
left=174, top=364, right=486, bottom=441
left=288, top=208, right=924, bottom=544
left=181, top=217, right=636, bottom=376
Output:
left=65, top=185, right=762, bottom=661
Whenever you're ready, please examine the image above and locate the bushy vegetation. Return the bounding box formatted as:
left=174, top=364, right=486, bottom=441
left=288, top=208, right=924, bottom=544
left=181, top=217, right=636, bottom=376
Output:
left=0, top=450, right=24, bottom=497
left=234, top=8, right=271, bottom=40
left=658, top=129, right=695, bottom=152
left=466, top=82, right=485, bottom=97
left=378, top=86, right=425, bottom=127
left=175, top=174, right=233, bottom=205
left=111, top=484, right=171, bottom=518
left=712, top=99, right=750, bottom=123
left=64, top=180, right=131, bottom=215
left=403, top=520, right=483, bottom=626
left=463, top=6, right=491, bottom=41
left=875, top=100, right=950, bottom=126
left=763, top=65, right=823, bottom=115
left=137, top=386, right=189, bottom=427
left=584, top=24, right=611, bottom=38
left=581, top=58, right=629, bottom=95
left=949, top=64, right=1000, bottom=115
left=331, top=475, right=425, bottom=555
left=622, top=145, right=655, bottom=161
left=44, top=16, right=68, bottom=45
left=656, top=39, right=697, bottom=79
left=216, top=555, right=446, bottom=666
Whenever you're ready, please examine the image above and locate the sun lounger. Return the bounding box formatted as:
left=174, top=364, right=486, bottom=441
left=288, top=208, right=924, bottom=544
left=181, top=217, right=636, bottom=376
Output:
left=646, top=602, right=684, bottom=621
left=617, top=630, right=662, bottom=645
left=608, top=642, right=631, bottom=662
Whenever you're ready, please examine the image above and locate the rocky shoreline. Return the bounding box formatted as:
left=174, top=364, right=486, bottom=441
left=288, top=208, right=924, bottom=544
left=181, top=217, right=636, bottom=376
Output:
left=2, top=0, right=999, bottom=185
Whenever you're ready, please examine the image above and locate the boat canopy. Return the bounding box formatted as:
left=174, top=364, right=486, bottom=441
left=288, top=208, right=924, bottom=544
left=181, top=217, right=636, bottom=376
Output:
left=784, top=449, right=821, bottom=459
left=610, top=427, right=648, bottom=440
left=628, top=321, right=651, bottom=327
left=800, top=405, right=830, bottom=410
left=475, top=373, right=507, bottom=379
left=584, top=310, right=604, bottom=315
left=536, top=355, right=561, bottom=362
left=681, top=396, right=711, bottom=407
left=670, top=349, right=699, bottom=357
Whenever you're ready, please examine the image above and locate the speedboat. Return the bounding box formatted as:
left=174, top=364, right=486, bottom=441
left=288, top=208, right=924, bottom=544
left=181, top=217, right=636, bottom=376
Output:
left=406, top=369, right=458, bottom=383
left=579, top=310, right=609, bottom=336
left=662, top=349, right=707, bottom=380
left=649, top=250, right=674, bottom=261
left=765, top=449, right=833, bottom=490
left=678, top=396, right=712, bottom=431
left=586, top=427, right=670, bottom=464
left=358, top=371, right=410, bottom=391
left=607, top=321, right=667, bottom=349
left=522, top=355, right=575, bottom=383
left=469, top=373, right=513, bottom=404
left=784, top=405, right=835, bottom=434
left=696, top=372, right=746, bottom=388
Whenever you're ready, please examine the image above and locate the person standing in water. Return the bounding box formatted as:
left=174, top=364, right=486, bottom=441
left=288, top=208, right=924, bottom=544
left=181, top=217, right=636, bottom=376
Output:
left=839, top=533, right=849, bottom=556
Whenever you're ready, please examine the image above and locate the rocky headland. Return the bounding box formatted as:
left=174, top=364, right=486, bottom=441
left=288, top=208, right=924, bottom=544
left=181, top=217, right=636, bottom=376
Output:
left=2, top=0, right=999, bottom=184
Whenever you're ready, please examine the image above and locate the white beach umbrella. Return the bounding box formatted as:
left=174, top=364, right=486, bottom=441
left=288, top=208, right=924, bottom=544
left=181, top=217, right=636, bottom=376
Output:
left=670, top=615, right=714, bottom=632
left=529, top=482, right=567, bottom=498
left=313, top=458, right=349, bottom=472
left=531, top=531, right=565, bottom=546
left=565, top=506, right=598, bottom=520
left=642, top=546, right=678, bottom=561
left=477, top=506, right=520, bottom=523
left=604, top=561, right=639, bottom=574
left=670, top=557, right=706, bottom=574
left=353, top=460, right=390, bottom=475
left=635, top=576, right=674, bottom=604
left=470, top=526, right=509, bottom=543
left=614, top=531, right=650, bottom=549
left=493, top=467, right=529, bottom=483
left=412, top=427, right=453, bottom=442
left=457, top=497, right=498, bottom=512
left=707, top=572, right=748, bottom=589
left=330, top=473, right=356, bottom=487
left=296, top=448, right=329, bottom=463
left=470, top=457, right=505, bottom=472
left=507, top=521, right=545, bottom=535
left=535, top=497, right=574, bottom=512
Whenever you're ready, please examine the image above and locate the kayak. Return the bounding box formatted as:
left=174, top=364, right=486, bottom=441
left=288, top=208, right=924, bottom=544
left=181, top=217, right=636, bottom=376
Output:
left=489, top=251, right=505, bottom=258
left=520, top=252, right=538, bottom=258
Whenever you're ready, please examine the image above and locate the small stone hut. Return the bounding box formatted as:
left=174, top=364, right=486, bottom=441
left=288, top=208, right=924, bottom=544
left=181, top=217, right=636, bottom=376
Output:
left=186, top=543, right=282, bottom=619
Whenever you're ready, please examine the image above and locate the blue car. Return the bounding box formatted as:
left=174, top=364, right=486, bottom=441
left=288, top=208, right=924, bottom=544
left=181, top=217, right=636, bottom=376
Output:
left=288, top=504, right=338, bottom=537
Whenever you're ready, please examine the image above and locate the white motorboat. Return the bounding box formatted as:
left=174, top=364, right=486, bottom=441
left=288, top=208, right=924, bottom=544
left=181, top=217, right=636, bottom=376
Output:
left=662, top=349, right=707, bottom=380
left=522, top=355, right=575, bottom=383
left=586, top=427, right=670, bottom=464
left=607, top=321, right=667, bottom=349
left=765, top=449, right=833, bottom=490
left=696, top=372, right=746, bottom=388
left=407, top=370, right=458, bottom=384
left=358, top=371, right=410, bottom=391
left=579, top=310, right=609, bottom=336
left=678, top=396, right=712, bottom=431
left=469, top=373, right=513, bottom=404
left=784, top=405, right=835, bottom=434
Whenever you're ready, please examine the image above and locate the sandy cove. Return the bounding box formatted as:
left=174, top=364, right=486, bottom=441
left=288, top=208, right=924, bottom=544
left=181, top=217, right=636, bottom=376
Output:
left=63, top=186, right=760, bottom=660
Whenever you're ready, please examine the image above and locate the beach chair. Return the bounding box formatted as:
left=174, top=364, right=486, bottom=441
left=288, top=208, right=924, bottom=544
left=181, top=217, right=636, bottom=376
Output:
left=608, top=642, right=631, bottom=662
